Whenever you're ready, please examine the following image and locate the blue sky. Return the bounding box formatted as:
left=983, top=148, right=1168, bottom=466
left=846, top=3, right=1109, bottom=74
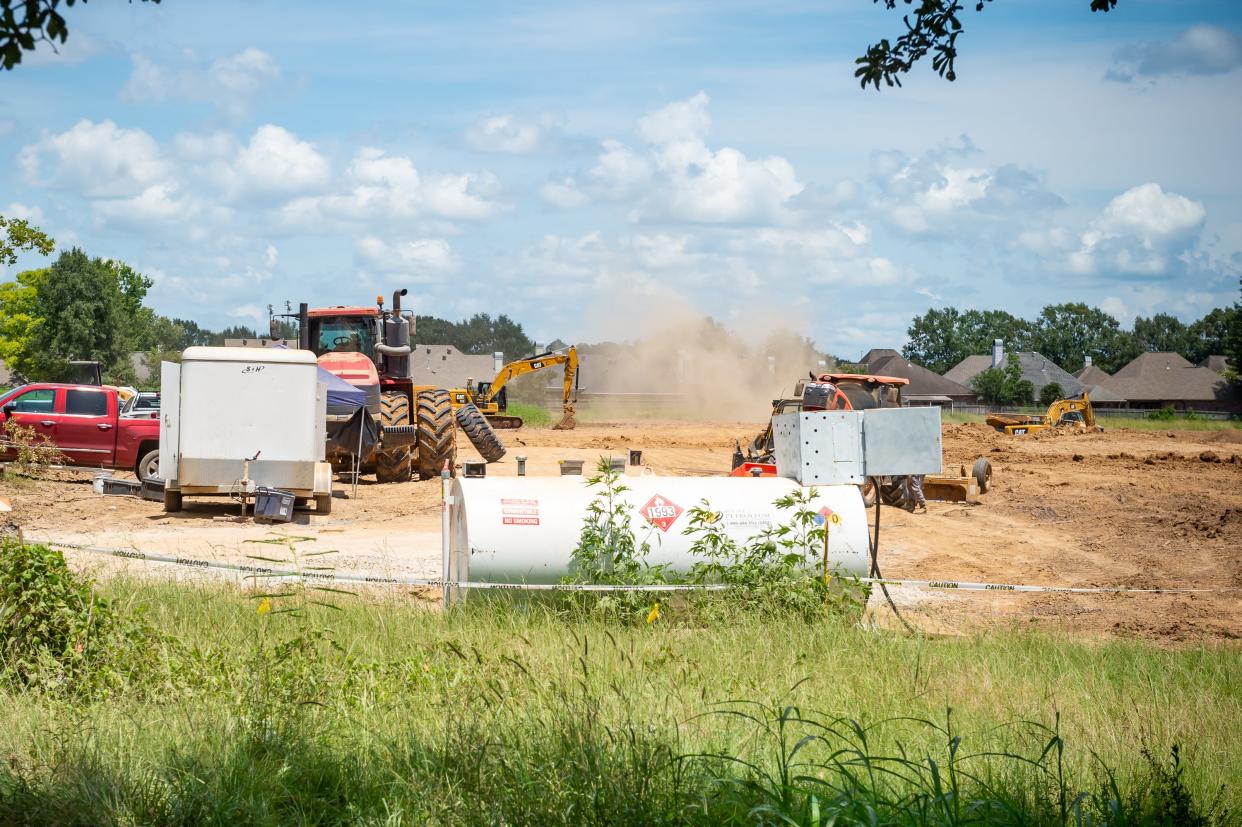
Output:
left=2, top=0, right=1240, bottom=358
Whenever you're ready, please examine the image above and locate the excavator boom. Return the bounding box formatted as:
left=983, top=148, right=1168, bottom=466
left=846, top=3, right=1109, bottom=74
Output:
left=474, top=346, right=579, bottom=430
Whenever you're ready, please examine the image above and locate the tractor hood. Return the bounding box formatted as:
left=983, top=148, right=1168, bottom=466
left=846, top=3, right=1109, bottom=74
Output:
left=318, top=351, right=379, bottom=387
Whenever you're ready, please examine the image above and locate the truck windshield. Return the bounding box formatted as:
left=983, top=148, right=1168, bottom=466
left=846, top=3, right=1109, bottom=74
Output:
left=310, top=317, right=375, bottom=357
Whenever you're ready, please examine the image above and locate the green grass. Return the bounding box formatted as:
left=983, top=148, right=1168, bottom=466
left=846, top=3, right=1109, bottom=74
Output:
left=942, top=411, right=1240, bottom=431
left=0, top=577, right=1238, bottom=825
left=505, top=400, right=553, bottom=428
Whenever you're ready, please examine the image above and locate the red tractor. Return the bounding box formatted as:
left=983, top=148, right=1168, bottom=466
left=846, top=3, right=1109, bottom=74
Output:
left=297, top=289, right=455, bottom=482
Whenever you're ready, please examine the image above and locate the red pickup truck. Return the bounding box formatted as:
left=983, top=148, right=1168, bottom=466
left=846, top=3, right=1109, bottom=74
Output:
left=0, top=383, right=161, bottom=479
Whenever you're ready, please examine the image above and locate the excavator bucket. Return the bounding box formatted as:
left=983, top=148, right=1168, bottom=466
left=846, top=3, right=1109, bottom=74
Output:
left=552, top=406, right=577, bottom=430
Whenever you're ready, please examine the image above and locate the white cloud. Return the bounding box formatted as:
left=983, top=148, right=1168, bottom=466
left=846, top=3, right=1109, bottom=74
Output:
left=3, top=203, right=44, bottom=223
left=281, top=147, right=503, bottom=227
left=91, top=184, right=201, bottom=228
left=465, top=115, right=541, bottom=154
left=123, top=48, right=282, bottom=117
left=1107, top=25, right=1242, bottom=82
left=1067, top=184, right=1206, bottom=277
left=173, top=131, right=237, bottom=162
left=229, top=125, right=331, bottom=199
left=542, top=92, right=803, bottom=224
left=354, top=235, right=460, bottom=278
left=0, top=119, right=15, bottom=138
left=18, top=119, right=171, bottom=198
left=869, top=139, right=1063, bottom=235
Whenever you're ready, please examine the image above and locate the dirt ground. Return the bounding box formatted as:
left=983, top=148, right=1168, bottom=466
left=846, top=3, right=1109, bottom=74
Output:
left=3, top=419, right=1241, bottom=643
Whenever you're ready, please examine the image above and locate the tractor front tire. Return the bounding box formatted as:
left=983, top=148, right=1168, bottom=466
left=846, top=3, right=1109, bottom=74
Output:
left=376, top=392, right=414, bottom=483
left=417, top=389, right=457, bottom=480
left=455, top=402, right=506, bottom=462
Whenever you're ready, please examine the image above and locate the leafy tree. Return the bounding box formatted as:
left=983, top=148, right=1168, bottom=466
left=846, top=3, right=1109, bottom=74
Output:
left=0, top=269, right=49, bottom=381
left=25, top=249, right=134, bottom=383
left=856, top=0, right=1117, bottom=90
left=1185, top=307, right=1237, bottom=364
left=1, top=0, right=159, bottom=71
left=1038, top=381, right=1064, bottom=408
left=1030, top=303, right=1137, bottom=374
left=1228, top=279, right=1242, bottom=382
left=971, top=355, right=1032, bottom=405
left=415, top=313, right=535, bottom=360
left=970, top=366, right=1005, bottom=405
left=902, top=306, right=1032, bottom=373
left=1132, top=313, right=1190, bottom=356
left=0, top=215, right=54, bottom=264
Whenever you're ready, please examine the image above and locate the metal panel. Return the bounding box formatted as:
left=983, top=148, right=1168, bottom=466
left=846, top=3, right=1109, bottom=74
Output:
left=158, top=361, right=180, bottom=483
left=861, top=407, right=943, bottom=476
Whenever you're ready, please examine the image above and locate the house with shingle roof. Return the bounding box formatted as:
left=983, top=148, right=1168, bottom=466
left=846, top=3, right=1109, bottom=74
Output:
left=1100, top=352, right=1238, bottom=412
left=1199, top=355, right=1231, bottom=375
left=944, top=345, right=1083, bottom=401
left=861, top=348, right=976, bottom=406
left=1072, top=363, right=1127, bottom=407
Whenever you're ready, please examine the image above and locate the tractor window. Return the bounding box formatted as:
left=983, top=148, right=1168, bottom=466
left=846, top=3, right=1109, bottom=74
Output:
left=839, top=384, right=879, bottom=410
left=311, top=317, right=376, bottom=357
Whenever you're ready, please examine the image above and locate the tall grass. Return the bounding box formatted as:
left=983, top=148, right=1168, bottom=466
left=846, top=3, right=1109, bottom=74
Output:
left=505, top=400, right=553, bottom=428
left=0, top=578, right=1238, bottom=824
left=941, top=411, right=1240, bottom=431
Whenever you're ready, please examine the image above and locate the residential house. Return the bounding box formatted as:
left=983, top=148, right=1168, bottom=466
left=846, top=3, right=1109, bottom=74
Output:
left=859, top=348, right=976, bottom=407
left=1100, top=352, right=1238, bottom=413
left=1073, top=363, right=1128, bottom=408
left=1199, top=355, right=1231, bottom=375
left=944, top=342, right=1084, bottom=402
left=410, top=344, right=500, bottom=387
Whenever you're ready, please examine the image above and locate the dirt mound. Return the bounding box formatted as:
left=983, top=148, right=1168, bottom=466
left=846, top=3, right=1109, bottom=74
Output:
left=1206, top=429, right=1242, bottom=445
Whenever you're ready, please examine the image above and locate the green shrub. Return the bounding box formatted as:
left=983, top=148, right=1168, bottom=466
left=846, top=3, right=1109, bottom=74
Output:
left=0, top=541, right=156, bottom=696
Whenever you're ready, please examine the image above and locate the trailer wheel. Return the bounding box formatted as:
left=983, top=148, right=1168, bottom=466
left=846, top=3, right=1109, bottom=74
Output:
left=971, top=458, right=993, bottom=494
left=314, top=493, right=333, bottom=515
left=416, top=389, right=457, bottom=480
left=163, top=488, right=182, bottom=513
left=376, top=392, right=413, bottom=483
left=455, top=402, right=506, bottom=462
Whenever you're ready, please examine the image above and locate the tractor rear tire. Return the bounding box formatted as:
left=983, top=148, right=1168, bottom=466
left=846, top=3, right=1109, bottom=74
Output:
left=377, top=392, right=414, bottom=483
left=417, top=389, right=457, bottom=480
left=455, top=402, right=506, bottom=462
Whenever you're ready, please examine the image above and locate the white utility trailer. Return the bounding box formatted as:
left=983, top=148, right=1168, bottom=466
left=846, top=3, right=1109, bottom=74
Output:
left=159, top=347, right=334, bottom=514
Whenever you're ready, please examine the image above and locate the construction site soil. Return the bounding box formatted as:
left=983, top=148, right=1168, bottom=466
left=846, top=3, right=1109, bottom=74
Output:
left=4, top=421, right=1240, bottom=643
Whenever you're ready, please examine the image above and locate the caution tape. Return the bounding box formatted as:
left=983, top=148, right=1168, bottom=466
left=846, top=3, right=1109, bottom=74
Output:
left=37, top=540, right=1239, bottom=595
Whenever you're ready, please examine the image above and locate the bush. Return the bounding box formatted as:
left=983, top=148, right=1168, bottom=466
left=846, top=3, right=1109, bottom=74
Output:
left=1, top=419, right=66, bottom=477
left=1148, top=407, right=1178, bottom=421
left=1039, top=381, right=1064, bottom=407
left=0, top=541, right=157, bottom=696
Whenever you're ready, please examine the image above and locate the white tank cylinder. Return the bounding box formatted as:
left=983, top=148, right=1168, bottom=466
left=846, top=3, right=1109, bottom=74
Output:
left=449, top=475, right=870, bottom=586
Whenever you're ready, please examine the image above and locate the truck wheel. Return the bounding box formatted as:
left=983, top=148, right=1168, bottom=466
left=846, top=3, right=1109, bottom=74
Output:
left=455, top=402, right=506, bottom=462
left=314, top=493, right=333, bottom=515
left=136, top=448, right=160, bottom=481
left=376, top=392, right=413, bottom=483
left=163, top=488, right=182, bottom=512
left=417, top=389, right=457, bottom=480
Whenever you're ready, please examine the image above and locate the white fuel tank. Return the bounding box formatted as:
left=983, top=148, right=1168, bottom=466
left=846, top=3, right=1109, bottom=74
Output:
left=449, top=475, right=870, bottom=587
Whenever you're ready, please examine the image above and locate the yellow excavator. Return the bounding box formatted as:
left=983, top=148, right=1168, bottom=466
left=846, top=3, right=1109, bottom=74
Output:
left=452, top=346, right=579, bottom=430
left=986, top=393, right=1095, bottom=435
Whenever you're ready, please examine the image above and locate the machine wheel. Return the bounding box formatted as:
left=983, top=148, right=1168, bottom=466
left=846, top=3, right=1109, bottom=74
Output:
left=879, top=477, right=917, bottom=512
left=314, top=493, right=333, bottom=515
left=861, top=477, right=878, bottom=508
left=971, top=458, right=993, bottom=494
left=163, top=488, right=182, bottom=513
left=376, top=392, right=414, bottom=483
left=136, top=448, right=160, bottom=481
left=416, top=389, right=457, bottom=480
left=455, top=403, right=506, bottom=462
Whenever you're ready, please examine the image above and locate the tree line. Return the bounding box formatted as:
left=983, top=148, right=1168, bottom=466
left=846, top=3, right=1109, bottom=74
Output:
left=901, top=301, right=1241, bottom=376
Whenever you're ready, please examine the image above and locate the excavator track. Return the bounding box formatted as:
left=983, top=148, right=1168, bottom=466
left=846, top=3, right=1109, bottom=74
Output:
left=484, top=415, right=525, bottom=430
left=416, top=389, right=457, bottom=480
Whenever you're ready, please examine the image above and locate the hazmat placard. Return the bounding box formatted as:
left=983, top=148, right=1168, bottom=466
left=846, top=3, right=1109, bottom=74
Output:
left=642, top=494, right=683, bottom=532
left=501, top=497, right=540, bottom=526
